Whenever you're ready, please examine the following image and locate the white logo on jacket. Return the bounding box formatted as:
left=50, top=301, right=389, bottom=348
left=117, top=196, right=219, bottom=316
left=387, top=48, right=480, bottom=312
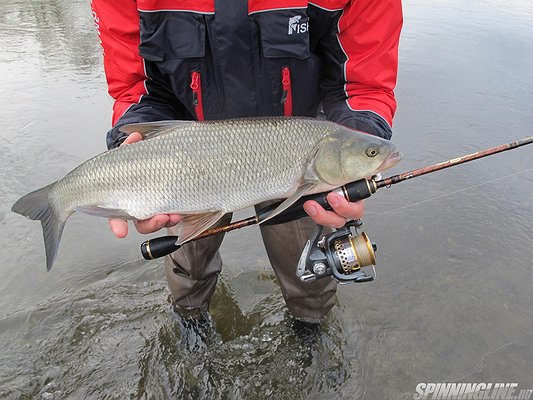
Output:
left=288, top=15, right=308, bottom=35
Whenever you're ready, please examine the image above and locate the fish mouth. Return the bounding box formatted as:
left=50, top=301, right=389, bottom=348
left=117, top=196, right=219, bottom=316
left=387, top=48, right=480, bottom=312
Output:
left=378, top=151, right=402, bottom=172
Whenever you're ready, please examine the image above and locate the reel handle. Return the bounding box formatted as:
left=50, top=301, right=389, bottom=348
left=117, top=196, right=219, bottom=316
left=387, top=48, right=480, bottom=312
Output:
left=141, top=236, right=180, bottom=260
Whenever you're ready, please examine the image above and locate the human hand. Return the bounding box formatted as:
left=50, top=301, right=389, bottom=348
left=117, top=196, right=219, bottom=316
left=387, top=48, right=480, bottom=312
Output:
left=108, top=132, right=181, bottom=238
left=303, top=192, right=365, bottom=228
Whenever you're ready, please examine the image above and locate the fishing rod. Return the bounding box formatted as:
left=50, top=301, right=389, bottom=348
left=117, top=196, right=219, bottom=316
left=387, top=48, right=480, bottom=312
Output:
left=140, top=136, right=532, bottom=282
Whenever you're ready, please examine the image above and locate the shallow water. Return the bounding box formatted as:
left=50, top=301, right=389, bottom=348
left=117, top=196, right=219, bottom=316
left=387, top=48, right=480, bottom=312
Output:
left=1, top=0, right=532, bottom=398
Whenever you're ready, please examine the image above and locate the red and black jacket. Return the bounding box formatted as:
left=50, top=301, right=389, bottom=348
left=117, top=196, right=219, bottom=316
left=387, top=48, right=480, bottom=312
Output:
left=91, top=0, right=403, bottom=149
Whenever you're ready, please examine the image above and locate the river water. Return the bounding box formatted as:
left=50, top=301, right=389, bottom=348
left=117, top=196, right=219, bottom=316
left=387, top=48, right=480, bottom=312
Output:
left=1, top=0, right=532, bottom=398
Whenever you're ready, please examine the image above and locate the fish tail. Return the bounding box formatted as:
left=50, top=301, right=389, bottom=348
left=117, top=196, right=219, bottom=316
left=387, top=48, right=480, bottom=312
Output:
left=11, top=183, right=66, bottom=271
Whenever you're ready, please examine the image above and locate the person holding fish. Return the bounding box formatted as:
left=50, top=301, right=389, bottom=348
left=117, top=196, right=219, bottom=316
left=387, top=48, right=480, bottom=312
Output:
left=90, top=0, right=403, bottom=323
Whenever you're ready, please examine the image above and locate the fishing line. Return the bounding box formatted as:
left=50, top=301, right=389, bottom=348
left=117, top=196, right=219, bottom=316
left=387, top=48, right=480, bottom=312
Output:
left=367, top=166, right=533, bottom=217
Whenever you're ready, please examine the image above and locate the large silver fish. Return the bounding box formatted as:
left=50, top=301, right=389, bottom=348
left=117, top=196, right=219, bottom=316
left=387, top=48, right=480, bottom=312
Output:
left=12, top=117, right=401, bottom=270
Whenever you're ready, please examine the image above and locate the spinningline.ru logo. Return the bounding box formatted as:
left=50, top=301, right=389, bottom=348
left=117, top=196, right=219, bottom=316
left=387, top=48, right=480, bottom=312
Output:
left=413, top=383, right=532, bottom=400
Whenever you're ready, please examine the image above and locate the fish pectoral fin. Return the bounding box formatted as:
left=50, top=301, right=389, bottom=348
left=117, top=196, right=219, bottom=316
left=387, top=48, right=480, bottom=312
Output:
left=119, top=120, right=194, bottom=140
left=175, top=211, right=226, bottom=245
left=75, top=205, right=134, bottom=220
left=258, top=181, right=317, bottom=225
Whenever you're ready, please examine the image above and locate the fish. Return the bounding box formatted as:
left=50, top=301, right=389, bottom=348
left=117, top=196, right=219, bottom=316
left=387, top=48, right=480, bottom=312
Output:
left=12, top=117, right=401, bottom=271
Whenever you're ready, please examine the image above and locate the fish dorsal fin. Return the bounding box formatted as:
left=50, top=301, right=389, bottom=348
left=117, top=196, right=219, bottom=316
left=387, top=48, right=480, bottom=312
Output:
left=175, top=211, right=226, bottom=245
left=258, top=181, right=317, bottom=225
left=119, top=120, right=194, bottom=140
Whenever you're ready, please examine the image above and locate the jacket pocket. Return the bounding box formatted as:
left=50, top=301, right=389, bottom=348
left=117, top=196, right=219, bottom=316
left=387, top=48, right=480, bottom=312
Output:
left=138, top=12, right=206, bottom=61
left=257, top=8, right=310, bottom=59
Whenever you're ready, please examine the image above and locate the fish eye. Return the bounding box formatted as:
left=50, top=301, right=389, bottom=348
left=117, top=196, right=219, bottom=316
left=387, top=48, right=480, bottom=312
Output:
left=366, top=146, right=380, bottom=157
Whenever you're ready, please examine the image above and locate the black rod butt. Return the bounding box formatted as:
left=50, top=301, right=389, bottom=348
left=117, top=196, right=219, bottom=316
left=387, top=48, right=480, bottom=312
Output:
left=141, top=236, right=181, bottom=260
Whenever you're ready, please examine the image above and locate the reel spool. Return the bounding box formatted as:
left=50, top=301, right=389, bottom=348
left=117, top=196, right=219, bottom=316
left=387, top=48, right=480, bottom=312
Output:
left=333, top=232, right=376, bottom=275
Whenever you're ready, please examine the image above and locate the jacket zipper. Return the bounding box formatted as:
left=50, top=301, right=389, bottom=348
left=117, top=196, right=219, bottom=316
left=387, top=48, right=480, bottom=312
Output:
left=190, top=71, right=205, bottom=121
left=281, top=66, right=293, bottom=117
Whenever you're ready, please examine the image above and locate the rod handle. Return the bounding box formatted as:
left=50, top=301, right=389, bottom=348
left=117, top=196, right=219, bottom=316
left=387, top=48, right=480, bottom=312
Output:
left=141, top=236, right=180, bottom=260
left=259, top=178, right=376, bottom=225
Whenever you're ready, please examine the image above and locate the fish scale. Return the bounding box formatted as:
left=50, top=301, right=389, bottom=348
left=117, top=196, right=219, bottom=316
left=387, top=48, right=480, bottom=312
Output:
left=12, top=117, right=400, bottom=270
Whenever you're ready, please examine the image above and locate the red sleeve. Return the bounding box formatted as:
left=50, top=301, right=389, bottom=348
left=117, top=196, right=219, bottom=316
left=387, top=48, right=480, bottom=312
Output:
left=90, top=0, right=147, bottom=126
left=337, top=0, right=403, bottom=126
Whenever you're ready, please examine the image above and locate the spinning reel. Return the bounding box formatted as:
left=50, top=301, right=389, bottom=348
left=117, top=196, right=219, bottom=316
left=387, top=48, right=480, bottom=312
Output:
left=296, top=220, right=377, bottom=284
